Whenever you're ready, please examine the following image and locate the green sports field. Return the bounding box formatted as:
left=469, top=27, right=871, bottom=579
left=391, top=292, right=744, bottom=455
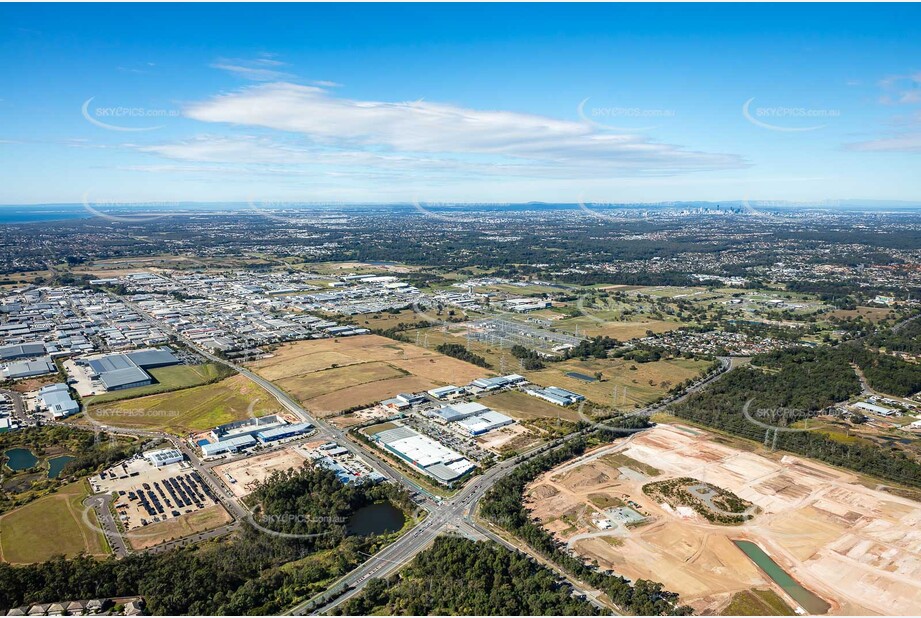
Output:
left=0, top=481, right=109, bottom=564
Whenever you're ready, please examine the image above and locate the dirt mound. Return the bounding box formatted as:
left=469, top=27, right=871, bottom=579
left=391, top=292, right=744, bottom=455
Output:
left=569, top=468, right=612, bottom=490
left=529, top=484, right=560, bottom=500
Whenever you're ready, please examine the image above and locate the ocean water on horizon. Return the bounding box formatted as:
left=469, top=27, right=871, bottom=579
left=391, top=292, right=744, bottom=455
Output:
left=0, top=205, right=92, bottom=224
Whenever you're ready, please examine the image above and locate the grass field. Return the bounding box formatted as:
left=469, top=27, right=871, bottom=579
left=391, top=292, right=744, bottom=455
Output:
left=829, top=306, right=896, bottom=324
left=406, top=322, right=702, bottom=408
left=600, top=452, right=661, bottom=477
left=556, top=315, right=684, bottom=340
left=85, top=363, right=234, bottom=404
left=306, top=376, right=439, bottom=416
left=276, top=362, right=408, bottom=401
left=479, top=390, right=582, bottom=422
left=249, top=335, right=490, bottom=414
left=720, top=589, right=796, bottom=616
left=351, top=309, right=441, bottom=331
left=0, top=481, right=108, bottom=563
left=403, top=326, right=512, bottom=372
left=526, top=356, right=709, bottom=409
left=87, top=374, right=282, bottom=434
left=588, top=493, right=626, bottom=509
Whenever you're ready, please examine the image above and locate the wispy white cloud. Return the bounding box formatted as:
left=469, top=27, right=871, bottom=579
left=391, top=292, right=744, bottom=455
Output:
left=846, top=133, right=921, bottom=153
left=211, top=55, right=294, bottom=81
left=877, top=71, right=921, bottom=105
left=849, top=73, right=921, bottom=153
left=118, top=62, right=157, bottom=75
left=311, top=80, right=342, bottom=88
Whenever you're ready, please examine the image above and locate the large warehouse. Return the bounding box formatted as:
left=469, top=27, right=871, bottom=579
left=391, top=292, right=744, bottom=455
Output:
left=209, top=414, right=287, bottom=443
left=431, top=401, right=489, bottom=423
left=2, top=356, right=56, bottom=379
left=469, top=374, right=527, bottom=392
left=527, top=385, right=585, bottom=406
left=256, top=422, right=314, bottom=443
left=456, top=410, right=515, bottom=435
left=371, top=425, right=474, bottom=484
left=38, top=383, right=79, bottom=418
left=84, top=347, right=181, bottom=391
left=201, top=435, right=257, bottom=457
left=197, top=415, right=313, bottom=456
left=0, top=342, right=46, bottom=361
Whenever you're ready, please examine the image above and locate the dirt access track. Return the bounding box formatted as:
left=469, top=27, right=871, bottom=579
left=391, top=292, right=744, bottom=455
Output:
left=526, top=423, right=921, bottom=615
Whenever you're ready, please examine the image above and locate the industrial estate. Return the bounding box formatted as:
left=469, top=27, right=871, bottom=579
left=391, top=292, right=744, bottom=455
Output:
left=1, top=235, right=919, bottom=617
left=2, top=3, right=920, bottom=617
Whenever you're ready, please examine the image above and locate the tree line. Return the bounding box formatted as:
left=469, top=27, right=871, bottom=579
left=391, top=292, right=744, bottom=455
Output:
left=435, top=343, right=492, bottom=368
left=672, top=347, right=921, bottom=488
left=334, top=536, right=601, bottom=615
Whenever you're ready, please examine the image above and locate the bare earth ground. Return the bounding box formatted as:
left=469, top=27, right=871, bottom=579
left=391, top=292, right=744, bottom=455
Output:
left=128, top=504, right=232, bottom=550
left=213, top=447, right=309, bottom=499
left=475, top=423, right=541, bottom=453
left=248, top=335, right=490, bottom=415
left=526, top=424, right=921, bottom=615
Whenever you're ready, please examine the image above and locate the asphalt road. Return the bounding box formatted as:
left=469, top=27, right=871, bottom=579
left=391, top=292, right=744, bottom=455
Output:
left=1, top=388, right=26, bottom=421
left=85, top=494, right=129, bottom=557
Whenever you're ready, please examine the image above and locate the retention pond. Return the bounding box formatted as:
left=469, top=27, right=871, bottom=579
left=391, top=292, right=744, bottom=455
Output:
left=733, top=540, right=830, bottom=614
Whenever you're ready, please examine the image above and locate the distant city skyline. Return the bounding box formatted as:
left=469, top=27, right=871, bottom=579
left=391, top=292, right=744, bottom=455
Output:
left=1, top=3, right=919, bottom=205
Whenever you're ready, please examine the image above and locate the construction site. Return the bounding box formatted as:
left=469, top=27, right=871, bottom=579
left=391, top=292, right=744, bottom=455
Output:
left=213, top=446, right=310, bottom=499
left=525, top=423, right=921, bottom=616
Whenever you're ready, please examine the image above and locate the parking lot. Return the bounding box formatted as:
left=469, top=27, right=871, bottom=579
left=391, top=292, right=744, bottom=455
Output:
left=91, top=458, right=219, bottom=530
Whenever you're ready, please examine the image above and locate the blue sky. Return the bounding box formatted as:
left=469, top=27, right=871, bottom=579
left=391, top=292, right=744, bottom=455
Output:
left=1, top=3, right=919, bottom=205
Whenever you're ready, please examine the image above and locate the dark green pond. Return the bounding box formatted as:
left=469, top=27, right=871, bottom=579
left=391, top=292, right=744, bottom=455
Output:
left=347, top=502, right=406, bottom=537
left=734, top=540, right=830, bottom=614
left=47, top=455, right=75, bottom=479
left=4, top=448, right=38, bottom=471
left=566, top=371, right=598, bottom=382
